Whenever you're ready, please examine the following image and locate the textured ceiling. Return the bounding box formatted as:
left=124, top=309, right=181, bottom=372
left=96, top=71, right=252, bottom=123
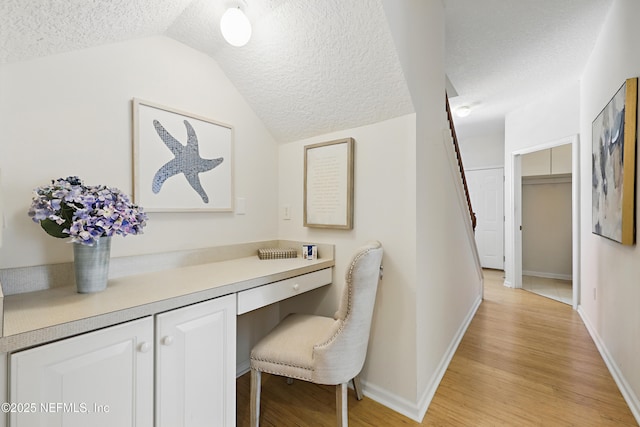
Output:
left=0, top=0, right=413, bottom=143
left=0, top=0, right=614, bottom=143
left=445, top=0, right=613, bottom=140
left=169, top=0, right=414, bottom=142
left=0, top=0, right=194, bottom=64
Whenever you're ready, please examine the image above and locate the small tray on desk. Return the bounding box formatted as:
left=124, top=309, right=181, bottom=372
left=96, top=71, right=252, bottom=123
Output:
left=257, top=248, right=298, bottom=260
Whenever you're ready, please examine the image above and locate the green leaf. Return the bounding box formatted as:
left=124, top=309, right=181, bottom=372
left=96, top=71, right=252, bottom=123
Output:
left=60, top=203, right=75, bottom=223
left=40, top=219, right=68, bottom=238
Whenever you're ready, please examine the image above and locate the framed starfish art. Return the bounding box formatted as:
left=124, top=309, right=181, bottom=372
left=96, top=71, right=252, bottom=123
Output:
left=132, top=98, right=233, bottom=212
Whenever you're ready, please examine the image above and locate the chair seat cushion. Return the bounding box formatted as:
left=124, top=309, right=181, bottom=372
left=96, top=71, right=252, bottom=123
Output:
left=250, top=313, right=339, bottom=381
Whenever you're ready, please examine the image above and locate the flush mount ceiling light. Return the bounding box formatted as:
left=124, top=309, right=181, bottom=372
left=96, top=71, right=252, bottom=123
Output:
left=455, top=106, right=471, bottom=118
left=220, top=7, right=252, bottom=47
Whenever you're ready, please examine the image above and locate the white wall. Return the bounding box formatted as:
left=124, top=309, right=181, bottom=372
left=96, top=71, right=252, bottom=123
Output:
left=277, top=1, right=482, bottom=420
left=504, top=81, right=580, bottom=287
left=0, top=34, right=282, bottom=377
left=0, top=36, right=279, bottom=268
left=579, top=0, right=640, bottom=418
left=385, top=0, right=482, bottom=418
left=458, top=124, right=505, bottom=169
left=388, top=1, right=482, bottom=415
left=278, top=110, right=481, bottom=419
left=278, top=114, right=420, bottom=406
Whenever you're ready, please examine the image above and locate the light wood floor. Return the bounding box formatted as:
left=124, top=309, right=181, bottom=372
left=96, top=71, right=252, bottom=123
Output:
left=236, top=269, right=638, bottom=426
left=523, top=274, right=573, bottom=305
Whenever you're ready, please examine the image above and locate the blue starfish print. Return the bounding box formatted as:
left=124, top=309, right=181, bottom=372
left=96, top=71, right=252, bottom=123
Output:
left=152, top=119, right=224, bottom=203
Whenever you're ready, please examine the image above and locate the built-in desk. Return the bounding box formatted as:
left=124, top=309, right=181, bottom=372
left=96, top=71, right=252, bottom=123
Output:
left=1, top=254, right=333, bottom=352
left=0, top=242, right=334, bottom=427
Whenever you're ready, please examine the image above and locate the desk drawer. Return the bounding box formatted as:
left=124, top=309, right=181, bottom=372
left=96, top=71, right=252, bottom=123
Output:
left=237, top=268, right=332, bottom=315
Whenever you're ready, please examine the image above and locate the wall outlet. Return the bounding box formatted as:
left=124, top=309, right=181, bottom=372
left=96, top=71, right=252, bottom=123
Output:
left=593, top=288, right=597, bottom=300
left=283, top=204, right=291, bottom=220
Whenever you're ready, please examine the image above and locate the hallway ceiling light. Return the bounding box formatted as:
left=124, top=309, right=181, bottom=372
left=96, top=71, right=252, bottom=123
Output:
left=455, top=106, right=471, bottom=118
left=220, top=7, right=252, bottom=47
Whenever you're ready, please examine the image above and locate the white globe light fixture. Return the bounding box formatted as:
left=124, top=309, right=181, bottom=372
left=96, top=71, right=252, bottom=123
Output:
left=220, top=7, right=252, bottom=47
left=455, top=105, right=471, bottom=118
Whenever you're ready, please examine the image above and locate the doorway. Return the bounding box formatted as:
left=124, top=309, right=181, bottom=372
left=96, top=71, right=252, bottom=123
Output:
left=520, top=149, right=572, bottom=304
left=511, top=135, right=580, bottom=310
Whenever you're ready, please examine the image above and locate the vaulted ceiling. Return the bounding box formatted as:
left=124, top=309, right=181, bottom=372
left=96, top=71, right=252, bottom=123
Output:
left=0, top=0, right=614, bottom=143
left=0, top=0, right=412, bottom=143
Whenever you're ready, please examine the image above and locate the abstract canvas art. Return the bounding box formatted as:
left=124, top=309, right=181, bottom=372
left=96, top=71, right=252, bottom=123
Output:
left=133, top=99, right=234, bottom=212
left=592, top=78, right=637, bottom=245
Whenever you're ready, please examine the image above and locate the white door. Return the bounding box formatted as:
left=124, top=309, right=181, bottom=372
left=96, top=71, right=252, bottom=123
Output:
left=155, top=294, right=236, bottom=427
left=10, top=317, right=154, bottom=427
left=467, top=168, right=504, bottom=269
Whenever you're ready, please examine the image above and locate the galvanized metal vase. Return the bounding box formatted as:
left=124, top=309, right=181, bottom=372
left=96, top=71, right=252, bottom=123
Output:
left=73, top=236, right=112, bottom=293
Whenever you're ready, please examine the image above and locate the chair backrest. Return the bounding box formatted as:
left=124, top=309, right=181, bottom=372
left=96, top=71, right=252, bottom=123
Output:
left=312, top=241, right=383, bottom=385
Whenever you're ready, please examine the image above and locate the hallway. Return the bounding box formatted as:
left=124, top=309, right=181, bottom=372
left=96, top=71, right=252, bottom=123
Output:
left=236, top=269, right=637, bottom=426
left=424, top=269, right=636, bottom=425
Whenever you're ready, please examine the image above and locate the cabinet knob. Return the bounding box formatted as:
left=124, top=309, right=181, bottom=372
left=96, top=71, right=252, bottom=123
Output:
left=162, top=336, right=174, bottom=346
left=138, top=342, right=151, bottom=353
left=293, top=283, right=300, bottom=292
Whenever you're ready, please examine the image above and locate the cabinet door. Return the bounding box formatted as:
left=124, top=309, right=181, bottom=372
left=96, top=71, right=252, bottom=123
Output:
left=551, top=144, right=572, bottom=174
left=10, top=317, right=154, bottom=427
left=155, top=294, right=236, bottom=427
left=521, top=149, right=551, bottom=176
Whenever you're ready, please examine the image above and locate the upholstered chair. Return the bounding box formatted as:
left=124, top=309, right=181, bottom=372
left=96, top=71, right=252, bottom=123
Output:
left=250, top=241, right=384, bottom=427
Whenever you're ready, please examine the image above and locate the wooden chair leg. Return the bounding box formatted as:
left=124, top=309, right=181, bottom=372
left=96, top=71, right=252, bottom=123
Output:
left=250, top=369, right=262, bottom=427
left=336, top=382, right=348, bottom=427
left=352, top=375, right=363, bottom=401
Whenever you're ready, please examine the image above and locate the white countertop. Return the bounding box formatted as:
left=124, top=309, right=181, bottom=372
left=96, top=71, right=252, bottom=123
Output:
left=0, top=255, right=333, bottom=353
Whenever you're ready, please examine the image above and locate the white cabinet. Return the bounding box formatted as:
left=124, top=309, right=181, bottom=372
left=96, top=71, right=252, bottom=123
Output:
left=521, top=145, right=572, bottom=177
left=9, top=294, right=236, bottom=427
left=155, top=294, right=236, bottom=427
left=237, top=268, right=332, bottom=315
left=551, top=143, right=572, bottom=174
left=521, top=149, right=551, bottom=176
left=10, top=317, right=154, bottom=427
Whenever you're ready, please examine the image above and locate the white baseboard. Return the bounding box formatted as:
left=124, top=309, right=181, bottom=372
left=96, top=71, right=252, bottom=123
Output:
left=578, top=306, right=640, bottom=424
left=357, top=378, right=424, bottom=421
left=416, top=295, right=482, bottom=421
left=522, top=270, right=572, bottom=281
left=236, top=359, right=251, bottom=378
left=503, top=279, right=513, bottom=288
left=358, top=295, right=483, bottom=422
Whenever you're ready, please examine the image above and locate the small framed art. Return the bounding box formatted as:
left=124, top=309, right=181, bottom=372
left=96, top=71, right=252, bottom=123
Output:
left=304, top=137, right=354, bottom=229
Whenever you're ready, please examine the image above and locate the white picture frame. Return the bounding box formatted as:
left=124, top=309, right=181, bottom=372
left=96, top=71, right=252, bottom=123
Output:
left=132, top=98, right=234, bottom=212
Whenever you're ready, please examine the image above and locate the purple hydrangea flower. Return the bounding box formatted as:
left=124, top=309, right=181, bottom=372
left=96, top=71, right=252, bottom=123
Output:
left=28, top=176, right=148, bottom=246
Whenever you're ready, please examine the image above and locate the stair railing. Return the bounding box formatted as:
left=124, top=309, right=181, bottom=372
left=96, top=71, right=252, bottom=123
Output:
left=445, top=94, right=477, bottom=231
